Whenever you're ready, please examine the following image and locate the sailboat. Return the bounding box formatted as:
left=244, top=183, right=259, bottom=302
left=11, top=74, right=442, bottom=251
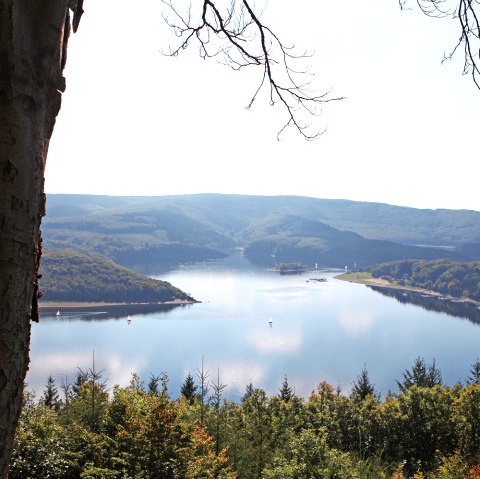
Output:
left=56, top=310, right=60, bottom=317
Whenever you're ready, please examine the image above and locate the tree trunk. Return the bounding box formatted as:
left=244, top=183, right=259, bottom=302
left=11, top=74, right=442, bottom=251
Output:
left=0, top=1, right=71, bottom=476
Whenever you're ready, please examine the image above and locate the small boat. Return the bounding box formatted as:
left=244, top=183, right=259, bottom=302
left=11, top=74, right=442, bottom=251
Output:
left=56, top=310, right=60, bottom=317
left=268, top=317, right=273, bottom=325
left=127, top=316, right=131, bottom=324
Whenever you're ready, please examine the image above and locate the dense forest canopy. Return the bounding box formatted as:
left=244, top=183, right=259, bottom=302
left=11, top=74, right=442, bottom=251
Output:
left=2, top=0, right=480, bottom=477
left=39, top=249, right=195, bottom=303
left=43, top=194, right=480, bottom=273
left=10, top=358, right=480, bottom=479
left=371, top=260, right=480, bottom=300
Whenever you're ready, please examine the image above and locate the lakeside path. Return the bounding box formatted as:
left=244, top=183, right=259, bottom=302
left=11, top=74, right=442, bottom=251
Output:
left=335, top=272, right=480, bottom=306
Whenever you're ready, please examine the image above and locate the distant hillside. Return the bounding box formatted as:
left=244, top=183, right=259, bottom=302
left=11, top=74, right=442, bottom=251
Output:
left=45, top=194, right=480, bottom=245
left=370, top=259, right=480, bottom=301
left=243, top=215, right=462, bottom=269
left=39, top=249, right=196, bottom=303
left=42, top=194, right=480, bottom=272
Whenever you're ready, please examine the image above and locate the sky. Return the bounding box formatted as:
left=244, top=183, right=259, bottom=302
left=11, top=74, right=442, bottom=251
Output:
left=45, top=0, right=480, bottom=211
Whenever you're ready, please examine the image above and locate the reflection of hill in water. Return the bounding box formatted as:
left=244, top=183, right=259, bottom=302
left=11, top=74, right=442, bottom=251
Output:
left=39, top=303, right=194, bottom=322
left=368, top=286, right=480, bottom=325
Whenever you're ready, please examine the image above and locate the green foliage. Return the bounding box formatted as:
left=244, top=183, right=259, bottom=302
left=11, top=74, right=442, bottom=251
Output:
left=278, top=375, right=295, bottom=402
left=11, top=363, right=480, bottom=479
left=262, top=428, right=356, bottom=479
left=39, top=248, right=194, bottom=303
left=397, top=357, right=443, bottom=393
left=42, top=375, right=61, bottom=410
left=351, top=366, right=377, bottom=401
left=181, top=373, right=198, bottom=405
left=44, top=194, right=480, bottom=274
left=396, top=385, right=456, bottom=474
left=371, top=260, right=480, bottom=301
left=466, top=359, right=480, bottom=385
left=9, top=405, right=75, bottom=479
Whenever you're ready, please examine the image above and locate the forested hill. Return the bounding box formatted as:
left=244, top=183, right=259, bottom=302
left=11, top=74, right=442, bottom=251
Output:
left=45, top=193, right=480, bottom=246
left=42, top=194, right=480, bottom=272
left=39, top=249, right=196, bottom=303
left=370, top=259, right=480, bottom=301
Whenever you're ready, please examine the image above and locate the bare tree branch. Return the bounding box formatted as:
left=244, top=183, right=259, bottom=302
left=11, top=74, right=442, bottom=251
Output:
left=161, top=0, right=344, bottom=140
left=402, top=0, right=480, bottom=89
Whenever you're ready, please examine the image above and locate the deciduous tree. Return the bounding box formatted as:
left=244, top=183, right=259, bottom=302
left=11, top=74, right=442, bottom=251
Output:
left=0, top=3, right=327, bottom=475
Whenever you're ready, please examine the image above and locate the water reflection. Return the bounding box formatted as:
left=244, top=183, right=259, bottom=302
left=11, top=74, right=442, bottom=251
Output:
left=248, top=327, right=303, bottom=354
left=368, top=286, right=480, bottom=325
left=28, top=263, right=480, bottom=401
left=39, top=303, right=193, bottom=321
left=339, top=309, right=376, bottom=335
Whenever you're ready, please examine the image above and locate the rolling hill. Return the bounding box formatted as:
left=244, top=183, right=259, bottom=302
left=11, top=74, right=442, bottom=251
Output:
left=42, top=194, right=480, bottom=272
left=39, top=248, right=196, bottom=303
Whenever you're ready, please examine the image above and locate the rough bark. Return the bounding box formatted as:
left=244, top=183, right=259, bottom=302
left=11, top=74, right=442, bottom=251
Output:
left=0, top=1, right=71, bottom=476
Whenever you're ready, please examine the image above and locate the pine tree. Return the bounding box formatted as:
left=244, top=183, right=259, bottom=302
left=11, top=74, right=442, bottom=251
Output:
left=197, top=358, right=210, bottom=424
left=179, top=374, right=196, bottom=406
left=209, top=368, right=227, bottom=455
left=466, top=358, right=480, bottom=385
left=397, top=357, right=442, bottom=392
left=278, top=375, right=294, bottom=402
left=351, top=366, right=376, bottom=400
left=72, top=369, right=88, bottom=397
left=241, top=382, right=254, bottom=402
left=41, top=375, right=61, bottom=410
left=148, top=374, right=160, bottom=395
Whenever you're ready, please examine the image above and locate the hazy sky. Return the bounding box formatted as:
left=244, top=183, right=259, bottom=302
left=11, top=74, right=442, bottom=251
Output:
left=45, top=0, right=480, bottom=211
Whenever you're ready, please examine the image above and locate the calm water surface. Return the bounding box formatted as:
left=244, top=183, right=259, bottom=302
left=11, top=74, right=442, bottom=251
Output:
left=29, top=255, right=480, bottom=400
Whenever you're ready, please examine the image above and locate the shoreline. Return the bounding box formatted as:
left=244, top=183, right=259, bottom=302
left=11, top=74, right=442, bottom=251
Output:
left=335, top=272, right=480, bottom=306
left=39, top=299, right=198, bottom=310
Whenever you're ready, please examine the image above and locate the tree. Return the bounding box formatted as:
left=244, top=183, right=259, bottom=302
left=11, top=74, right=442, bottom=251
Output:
left=278, top=375, right=294, bottom=402
left=41, top=376, right=61, bottom=411
left=0, top=2, right=84, bottom=474
left=181, top=373, right=198, bottom=405
left=0, top=2, right=324, bottom=474
left=209, top=368, right=227, bottom=456
left=397, top=357, right=443, bottom=393
left=183, top=425, right=236, bottom=479
left=2, top=1, right=480, bottom=475
left=148, top=374, right=161, bottom=395
left=396, top=385, right=456, bottom=474
left=351, top=366, right=377, bottom=401
left=161, top=0, right=342, bottom=140
left=401, top=0, right=480, bottom=90
left=197, top=357, right=210, bottom=425
left=466, top=358, right=480, bottom=385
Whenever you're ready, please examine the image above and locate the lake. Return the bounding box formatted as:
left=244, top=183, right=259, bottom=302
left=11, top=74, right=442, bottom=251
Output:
left=30, top=254, right=480, bottom=400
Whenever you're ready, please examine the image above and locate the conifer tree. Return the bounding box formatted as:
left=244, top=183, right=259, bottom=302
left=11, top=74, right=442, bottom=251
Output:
left=210, top=368, right=228, bottom=455
left=351, top=366, right=376, bottom=400
left=72, top=369, right=88, bottom=397
left=181, top=373, right=198, bottom=404
left=148, top=374, right=160, bottom=395
left=41, top=375, right=61, bottom=410
left=397, top=357, right=442, bottom=392
left=466, top=358, right=480, bottom=385
left=278, top=375, right=294, bottom=402
left=242, top=382, right=254, bottom=402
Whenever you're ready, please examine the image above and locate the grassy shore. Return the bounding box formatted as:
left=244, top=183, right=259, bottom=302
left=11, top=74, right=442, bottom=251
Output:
left=335, top=272, right=421, bottom=291
left=336, top=272, right=480, bottom=305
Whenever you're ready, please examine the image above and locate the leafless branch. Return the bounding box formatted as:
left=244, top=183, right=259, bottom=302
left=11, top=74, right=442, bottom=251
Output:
left=161, top=0, right=344, bottom=140
left=402, top=0, right=480, bottom=89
